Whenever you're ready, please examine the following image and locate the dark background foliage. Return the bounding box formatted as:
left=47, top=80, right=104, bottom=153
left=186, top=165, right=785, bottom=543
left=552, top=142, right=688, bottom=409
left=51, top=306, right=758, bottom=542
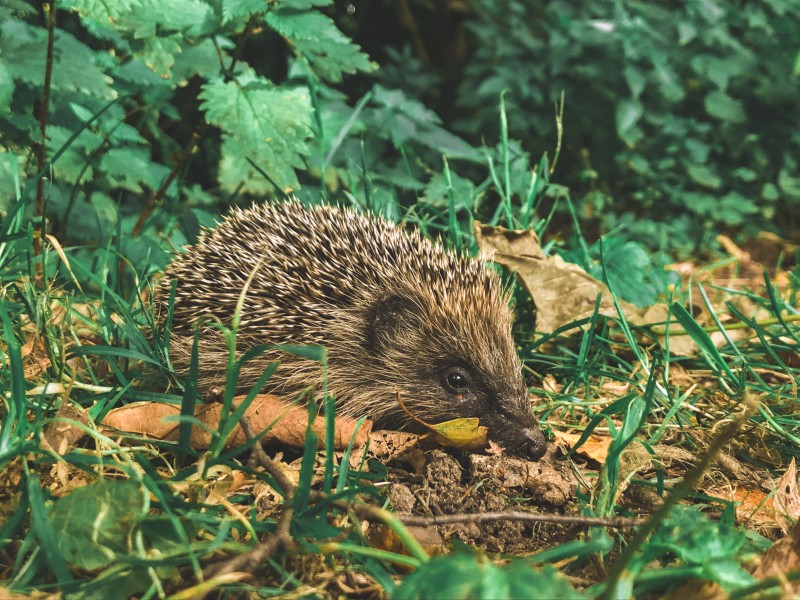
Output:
left=1, top=0, right=798, bottom=284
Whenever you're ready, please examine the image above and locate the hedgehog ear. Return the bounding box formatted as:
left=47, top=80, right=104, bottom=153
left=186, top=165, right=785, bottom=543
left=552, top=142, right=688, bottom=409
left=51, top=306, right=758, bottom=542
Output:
left=367, top=294, right=421, bottom=352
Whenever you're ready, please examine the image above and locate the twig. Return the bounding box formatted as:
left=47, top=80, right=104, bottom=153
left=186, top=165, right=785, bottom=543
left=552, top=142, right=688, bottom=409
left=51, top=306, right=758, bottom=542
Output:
left=392, top=0, right=432, bottom=68
left=203, top=417, right=297, bottom=581
left=131, top=126, right=204, bottom=235
left=34, top=0, right=57, bottom=266
left=397, top=512, right=641, bottom=529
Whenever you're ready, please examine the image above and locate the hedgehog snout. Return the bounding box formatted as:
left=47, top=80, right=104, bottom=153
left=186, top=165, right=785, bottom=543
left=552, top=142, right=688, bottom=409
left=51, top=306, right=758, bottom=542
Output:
left=487, top=394, right=547, bottom=460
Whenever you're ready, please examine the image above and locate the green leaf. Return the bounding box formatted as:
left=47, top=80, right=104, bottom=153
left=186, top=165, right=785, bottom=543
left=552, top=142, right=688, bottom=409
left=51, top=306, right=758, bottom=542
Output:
left=51, top=480, right=146, bottom=570
left=222, top=0, right=268, bottom=23
left=704, top=90, right=746, bottom=123
left=0, top=149, right=21, bottom=208
left=0, top=60, right=13, bottom=111
left=646, top=505, right=755, bottom=592
left=394, top=554, right=584, bottom=600
left=99, top=146, right=154, bottom=193
left=266, top=7, right=374, bottom=81
left=669, top=302, right=736, bottom=380
left=616, top=99, right=643, bottom=146
left=64, top=0, right=212, bottom=76
left=0, top=18, right=114, bottom=100
left=687, top=163, right=722, bottom=189
left=200, top=74, right=313, bottom=192
left=46, top=125, right=104, bottom=184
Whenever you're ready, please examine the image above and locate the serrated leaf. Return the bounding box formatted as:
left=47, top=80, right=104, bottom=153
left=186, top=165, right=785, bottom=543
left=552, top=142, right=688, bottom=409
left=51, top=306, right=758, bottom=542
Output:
left=46, top=125, right=104, bottom=184
left=0, top=150, right=21, bottom=209
left=133, top=34, right=182, bottom=77
left=65, top=0, right=212, bottom=77
left=222, top=0, right=267, bottom=23
left=62, top=0, right=140, bottom=23
left=705, top=90, right=746, bottom=123
left=0, top=19, right=115, bottom=100
left=266, top=7, right=374, bottom=81
left=0, top=60, right=14, bottom=111
left=201, top=75, right=313, bottom=192
left=591, top=236, right=660, bottom=307
left=100, top=147, right=153, bottom=192
left=51, top=480, right=146, bottom=570
left=370, top=85, right=481, bottom=161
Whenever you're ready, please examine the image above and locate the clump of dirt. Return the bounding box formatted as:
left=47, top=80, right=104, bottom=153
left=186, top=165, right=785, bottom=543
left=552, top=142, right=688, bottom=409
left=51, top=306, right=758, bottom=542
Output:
left=383, top=447, right=579, bottom=554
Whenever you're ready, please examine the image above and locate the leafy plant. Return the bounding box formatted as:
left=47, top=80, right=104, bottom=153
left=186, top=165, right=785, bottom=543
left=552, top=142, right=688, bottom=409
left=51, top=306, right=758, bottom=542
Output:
left=457, top=0, right=800, bottom=254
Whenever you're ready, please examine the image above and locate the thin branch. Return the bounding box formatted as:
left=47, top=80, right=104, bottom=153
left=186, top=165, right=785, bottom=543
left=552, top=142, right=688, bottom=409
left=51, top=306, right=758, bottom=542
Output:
left=34, top=0, right=57, bottom=265
left=131, top=126, right=204, bottom=235
left=397, top=511, right=641, bottom=529
left=202, top=417, right=297, bottom=581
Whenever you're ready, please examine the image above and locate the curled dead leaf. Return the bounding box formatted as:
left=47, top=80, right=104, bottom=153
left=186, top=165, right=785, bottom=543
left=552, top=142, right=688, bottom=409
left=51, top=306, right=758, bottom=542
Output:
left=474, top=223, right=667, bottom=335
left=101, top=394, right=372, bottom=451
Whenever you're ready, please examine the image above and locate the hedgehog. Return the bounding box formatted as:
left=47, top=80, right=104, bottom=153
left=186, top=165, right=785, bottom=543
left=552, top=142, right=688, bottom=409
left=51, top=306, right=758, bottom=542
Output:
left=157, top=201, right=546, bottom=460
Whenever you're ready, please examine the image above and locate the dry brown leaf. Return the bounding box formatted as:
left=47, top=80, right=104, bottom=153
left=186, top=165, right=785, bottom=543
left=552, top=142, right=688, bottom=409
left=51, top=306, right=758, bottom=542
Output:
left=752, top=518, right=800, bottom=595
left=774, top=458, right=800, bottom=533
left=662, top=578, right=727, bottom=600
left=368, top=523, right=444, bottom=559
left=474, top=223, right=667, bottom=334
left=552, top=430, right=611, bottom=464
left=708, top=486, right=774, bottom=530
left=40, top=403, right=90, bottom=455
left=101, top=394, right=372, bottom=451
left=356, top=430, right=427, bottom=472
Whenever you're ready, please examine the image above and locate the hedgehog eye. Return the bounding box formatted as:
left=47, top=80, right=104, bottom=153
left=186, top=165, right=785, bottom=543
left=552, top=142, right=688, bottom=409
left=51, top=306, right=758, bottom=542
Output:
left=443, top=367, right=471, bottom=393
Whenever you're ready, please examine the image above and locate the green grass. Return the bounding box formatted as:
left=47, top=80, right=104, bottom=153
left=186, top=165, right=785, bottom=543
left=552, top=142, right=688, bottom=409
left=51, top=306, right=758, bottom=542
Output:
left=3, top=97, right=800, bottom=599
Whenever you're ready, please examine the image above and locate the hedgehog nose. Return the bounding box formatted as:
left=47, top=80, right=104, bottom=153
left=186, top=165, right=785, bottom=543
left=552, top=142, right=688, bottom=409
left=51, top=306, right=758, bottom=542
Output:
left=520, top=426, right=547, bottom=461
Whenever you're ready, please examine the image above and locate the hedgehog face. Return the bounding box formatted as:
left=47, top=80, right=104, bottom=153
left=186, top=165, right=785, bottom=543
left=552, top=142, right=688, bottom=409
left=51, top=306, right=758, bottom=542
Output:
left=362, top=291, right=547, bottom=460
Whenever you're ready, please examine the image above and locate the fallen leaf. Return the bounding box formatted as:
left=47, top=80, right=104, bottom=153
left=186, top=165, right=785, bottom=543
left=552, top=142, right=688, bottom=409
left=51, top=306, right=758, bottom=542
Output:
left=474, top=223, right=667, bottom=334
left=774, top=458, right=800, bottom=533
left=752, top=518, right=800, bottom=595
left=426, top=417, right=488, bottom=452
left=101, top=394, right=372, bottom=451
left=552, top=430, right=611, bottom=464
left=41, top=403, right=90, bottom=456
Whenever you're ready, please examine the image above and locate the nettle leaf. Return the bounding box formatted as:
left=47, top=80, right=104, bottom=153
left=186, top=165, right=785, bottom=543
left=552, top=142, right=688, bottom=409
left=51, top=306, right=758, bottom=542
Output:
left=99, top=146, right=154, bottom=193
left=46, top=125, right=104, bottom=184
left=689, top=54, right=749, bottom=89
left=0, top=60, right=14, bottom=111
left=222, top=0, right=268, bottom=24
left=62, top=0, right=140, bottom=23
left=589, top=237, right=661, bottom=307
left=0, top=19, right=114, bottom=99
left=65, top=0, right=212, bottom=77
left=0, top=150, right=22, bottom=208
left=370, top=85, right=481, bottom=161
left=718, top=192, right=759, bottom=225
left=266, top=7, right=374, bottom=82
left=133, top=34, right=183, bottom=77
left=704, top=90, right=746, bottom=123
left=200, top=74, right=313, bottom=192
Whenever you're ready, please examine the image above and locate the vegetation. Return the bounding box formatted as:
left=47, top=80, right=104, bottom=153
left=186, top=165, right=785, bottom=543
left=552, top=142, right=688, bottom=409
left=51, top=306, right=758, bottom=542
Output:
left=1, top=0, right=799, bottom=597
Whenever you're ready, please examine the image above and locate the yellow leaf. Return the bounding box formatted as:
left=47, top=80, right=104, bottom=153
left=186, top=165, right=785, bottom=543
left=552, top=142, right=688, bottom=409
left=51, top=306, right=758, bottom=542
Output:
left=428, top=418, right=488, bottom=451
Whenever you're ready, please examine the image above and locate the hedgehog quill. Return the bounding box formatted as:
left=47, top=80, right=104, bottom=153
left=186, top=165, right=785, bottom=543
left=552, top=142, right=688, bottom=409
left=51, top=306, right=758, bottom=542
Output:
left=158, top=201, right=546, bottom=460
